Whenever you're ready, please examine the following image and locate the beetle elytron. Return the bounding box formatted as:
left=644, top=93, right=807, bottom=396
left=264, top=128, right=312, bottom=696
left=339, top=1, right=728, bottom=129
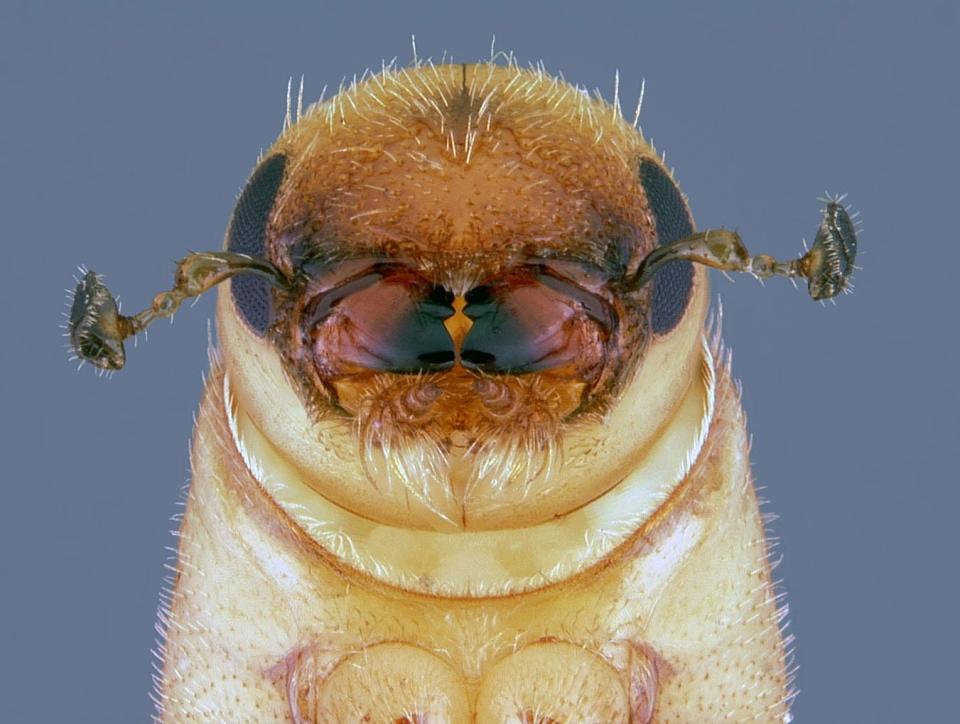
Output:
left=68, top=56, right=857, bottom=722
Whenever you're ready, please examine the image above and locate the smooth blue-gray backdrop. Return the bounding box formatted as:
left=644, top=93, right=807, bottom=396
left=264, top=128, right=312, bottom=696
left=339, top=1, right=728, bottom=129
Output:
left=2, top=2, right=957, bottom=721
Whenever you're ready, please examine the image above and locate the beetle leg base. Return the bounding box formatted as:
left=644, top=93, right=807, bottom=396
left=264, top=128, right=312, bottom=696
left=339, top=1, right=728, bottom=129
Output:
left=281, top=637, right=658, bottom=723
left=283, top=641, right=471, bottom=724
left=476, top=638, right=657, bottom=723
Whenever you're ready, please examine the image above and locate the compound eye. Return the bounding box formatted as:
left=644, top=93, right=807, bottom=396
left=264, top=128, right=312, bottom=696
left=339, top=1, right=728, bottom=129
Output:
left=306, top=266, right=456, bottom=375
left=639, top=159, right=695, bottom=335
left=461, top=267, right=613, bottom=377
left=227, top=154, right=287, bottom=334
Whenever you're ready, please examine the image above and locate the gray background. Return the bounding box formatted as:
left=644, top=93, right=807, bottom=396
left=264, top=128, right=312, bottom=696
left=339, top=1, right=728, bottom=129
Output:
left=2, top=2, right=957, bottom=721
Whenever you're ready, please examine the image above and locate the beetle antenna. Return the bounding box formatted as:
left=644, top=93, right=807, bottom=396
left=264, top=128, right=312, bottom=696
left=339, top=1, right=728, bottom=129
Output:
left=66, top=252, right=291, bottom=371
left=628, top=199, right=858, bottom=302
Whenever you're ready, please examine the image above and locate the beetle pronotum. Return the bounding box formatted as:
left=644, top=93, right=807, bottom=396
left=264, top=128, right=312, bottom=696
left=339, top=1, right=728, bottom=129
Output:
left=68, top=57, right=857, bottom=722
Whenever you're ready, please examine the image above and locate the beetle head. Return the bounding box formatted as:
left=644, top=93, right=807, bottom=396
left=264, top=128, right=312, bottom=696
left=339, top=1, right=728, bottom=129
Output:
left=217, top=64, right=709, bottom=531
left=70, top=61, right=856, bottom=537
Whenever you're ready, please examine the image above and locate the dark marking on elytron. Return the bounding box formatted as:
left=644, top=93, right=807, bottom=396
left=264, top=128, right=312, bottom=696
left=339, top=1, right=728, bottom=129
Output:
left=639, top=159, right=694, bottom=335
left=227, top=154, right=287, bottom=334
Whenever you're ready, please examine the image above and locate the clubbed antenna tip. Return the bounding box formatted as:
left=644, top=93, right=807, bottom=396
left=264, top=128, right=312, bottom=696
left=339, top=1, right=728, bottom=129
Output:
left=68, top=270, right=128, bottom=371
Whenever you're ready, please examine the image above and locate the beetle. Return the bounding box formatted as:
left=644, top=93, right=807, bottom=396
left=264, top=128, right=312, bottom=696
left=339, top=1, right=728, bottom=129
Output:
left=68, top=57, right=857, bottom=722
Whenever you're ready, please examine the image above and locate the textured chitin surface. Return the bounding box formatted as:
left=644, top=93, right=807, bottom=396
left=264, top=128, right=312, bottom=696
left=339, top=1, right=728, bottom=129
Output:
left=157, top=347, right=790, bottom=721
left=227, top=153, right=287, bottom=334
left=156, top=61, right=792, bottom=722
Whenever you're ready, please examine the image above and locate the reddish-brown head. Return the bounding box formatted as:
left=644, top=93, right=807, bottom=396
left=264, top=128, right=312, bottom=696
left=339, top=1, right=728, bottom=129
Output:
left=218, top=63, right=709, bottom=531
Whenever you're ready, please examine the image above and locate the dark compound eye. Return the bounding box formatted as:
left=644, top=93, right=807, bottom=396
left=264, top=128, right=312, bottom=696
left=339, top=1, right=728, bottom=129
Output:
left=639, top=159, right=694, bottom=335
left=227, top=154, right=287, bottom=334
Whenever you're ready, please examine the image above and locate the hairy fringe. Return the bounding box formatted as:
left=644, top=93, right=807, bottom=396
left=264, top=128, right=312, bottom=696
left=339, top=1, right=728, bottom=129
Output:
left=710, top=296, right=797, bottom=721
left=355, top=374, right=456, bottom=523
